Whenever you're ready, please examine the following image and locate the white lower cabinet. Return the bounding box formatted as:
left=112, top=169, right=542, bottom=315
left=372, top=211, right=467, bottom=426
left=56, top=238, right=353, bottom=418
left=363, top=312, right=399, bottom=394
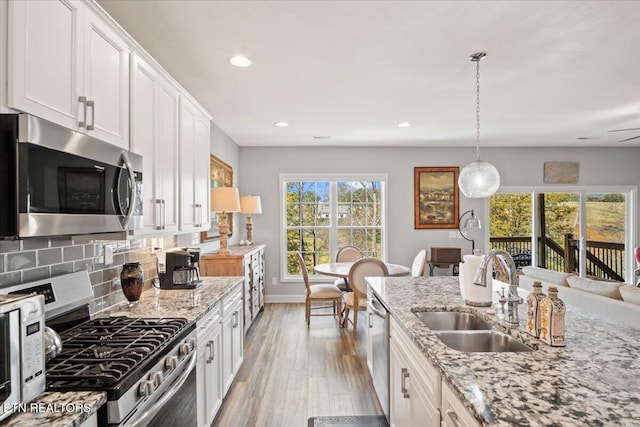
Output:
left=196, top=303, right=223, bottom=427
left=441, top=381, right=481, bottom=427
left=389, top=318, right=441, bottom=427
left=221, top=288, right=244, bottom=395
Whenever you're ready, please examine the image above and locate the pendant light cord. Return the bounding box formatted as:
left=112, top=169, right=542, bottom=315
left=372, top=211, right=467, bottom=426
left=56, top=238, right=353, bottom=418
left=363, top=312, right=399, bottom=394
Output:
left=475, top=57, right=481, bottom=161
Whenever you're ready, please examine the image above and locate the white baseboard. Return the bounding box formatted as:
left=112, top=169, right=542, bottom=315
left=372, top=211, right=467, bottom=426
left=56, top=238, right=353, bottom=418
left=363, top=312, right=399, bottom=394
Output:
left=265, top=294, right=305, bottom=303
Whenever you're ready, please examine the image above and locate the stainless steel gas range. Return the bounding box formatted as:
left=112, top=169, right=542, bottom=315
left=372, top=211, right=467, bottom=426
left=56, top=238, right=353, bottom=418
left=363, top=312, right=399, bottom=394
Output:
left=2, top=271, right=197, bottom=427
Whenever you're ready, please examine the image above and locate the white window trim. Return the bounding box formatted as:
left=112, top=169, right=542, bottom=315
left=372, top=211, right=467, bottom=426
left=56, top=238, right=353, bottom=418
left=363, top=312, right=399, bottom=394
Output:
left=279, top=173, right=389, bottom=283
left=486, top=185, right=637, bottom=283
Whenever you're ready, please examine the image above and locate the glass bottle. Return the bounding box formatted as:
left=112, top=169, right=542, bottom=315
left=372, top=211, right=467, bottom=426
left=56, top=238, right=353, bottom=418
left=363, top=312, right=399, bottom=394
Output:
left=121, top=262, right=144, bottom=306
left=526, top=281, right=545, bottom=338
left=538, top=286, right=566, bottom=347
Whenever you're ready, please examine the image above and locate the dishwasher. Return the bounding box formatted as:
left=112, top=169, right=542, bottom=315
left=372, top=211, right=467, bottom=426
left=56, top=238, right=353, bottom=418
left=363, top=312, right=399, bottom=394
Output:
left=368, top=290, right=390, bottom=422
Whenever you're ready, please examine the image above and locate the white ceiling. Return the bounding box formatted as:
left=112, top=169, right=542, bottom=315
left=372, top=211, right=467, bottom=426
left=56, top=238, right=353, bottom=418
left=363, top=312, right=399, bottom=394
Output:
left=97, top=0, right=640, bottom=147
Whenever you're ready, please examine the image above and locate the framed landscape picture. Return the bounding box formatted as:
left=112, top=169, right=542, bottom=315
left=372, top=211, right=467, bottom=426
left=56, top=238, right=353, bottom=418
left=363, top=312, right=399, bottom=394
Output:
left=414, top=167, right=459, bottom=229
left=201, top=155, right=234, bottom=242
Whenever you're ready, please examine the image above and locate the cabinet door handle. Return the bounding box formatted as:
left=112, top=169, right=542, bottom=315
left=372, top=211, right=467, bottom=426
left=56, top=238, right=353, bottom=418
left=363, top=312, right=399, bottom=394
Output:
left=232, top=311, right=239, bottom=328
left=86, top=100, right=95, bottom=131
left=194, top=204, right=202, bottom=227
left=206, top=340, right=215, bottom=363
left=368, top=312, right=373, bottom=328
left=401, top=368, right=410, bottom=398
left=155, top=200, right=164, bottom=230
left=445, top=409, right=462, bottom=427
left=161, top=199, right=166, bottom=229
left=78, top=96, right=87, bottom=128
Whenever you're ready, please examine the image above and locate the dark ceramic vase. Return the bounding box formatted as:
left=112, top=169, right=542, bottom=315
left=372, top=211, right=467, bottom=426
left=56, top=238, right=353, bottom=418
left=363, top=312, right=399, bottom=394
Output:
left=120, top=262, right=144, bottom=306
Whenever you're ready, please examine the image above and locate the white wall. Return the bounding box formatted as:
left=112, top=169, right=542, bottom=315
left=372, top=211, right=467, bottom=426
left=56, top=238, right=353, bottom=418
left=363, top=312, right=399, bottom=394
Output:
left=237, top=145, right=640, bottom=300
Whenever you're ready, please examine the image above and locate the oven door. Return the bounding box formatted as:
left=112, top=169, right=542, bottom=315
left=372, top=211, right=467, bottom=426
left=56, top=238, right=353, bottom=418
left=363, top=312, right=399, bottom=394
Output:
left=0, top=309, right=21, bottom=422
left=126, top=352, right=197, bottom=427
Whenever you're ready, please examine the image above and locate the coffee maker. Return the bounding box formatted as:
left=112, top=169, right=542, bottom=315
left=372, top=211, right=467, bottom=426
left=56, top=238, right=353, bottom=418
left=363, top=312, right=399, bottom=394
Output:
left=159, top=249, right=202, bottom=289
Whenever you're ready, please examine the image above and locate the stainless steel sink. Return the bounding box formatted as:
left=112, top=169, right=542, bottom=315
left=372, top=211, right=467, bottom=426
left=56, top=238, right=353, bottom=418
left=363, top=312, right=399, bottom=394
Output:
left=435, top=331, right=534, bottom=352
left=414, top=311, right=493, bottom=331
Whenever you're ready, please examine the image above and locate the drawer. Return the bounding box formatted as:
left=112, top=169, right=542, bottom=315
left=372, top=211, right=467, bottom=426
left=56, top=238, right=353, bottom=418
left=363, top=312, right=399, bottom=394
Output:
left=196, top=302, right=221, bottom=341
left=222, top=286, right=242, bottom=315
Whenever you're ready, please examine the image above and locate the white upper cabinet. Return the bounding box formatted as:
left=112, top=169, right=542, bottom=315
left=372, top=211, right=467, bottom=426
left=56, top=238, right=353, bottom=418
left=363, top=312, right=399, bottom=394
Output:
left=131, top=54, right=180, bottom=234
left=156, top=78, right=181, bottom=232
left=8, top=0, right=129, bottom=149
left=179, top=96, right=210, bottom=232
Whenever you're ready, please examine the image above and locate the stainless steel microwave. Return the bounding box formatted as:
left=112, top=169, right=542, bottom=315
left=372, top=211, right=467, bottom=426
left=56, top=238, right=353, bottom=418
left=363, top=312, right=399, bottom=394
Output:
left=0, top=114, right=142, bottom=238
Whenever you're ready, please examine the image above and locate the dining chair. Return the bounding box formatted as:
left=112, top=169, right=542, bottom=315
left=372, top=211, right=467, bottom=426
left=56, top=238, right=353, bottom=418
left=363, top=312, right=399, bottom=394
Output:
left=342, top=257, right=389, bottom=337
left=295, top=251, right=343, bottom=328
left=334, top=245, right=364, bottom=291
left=411, top=249, right=428, bottom=277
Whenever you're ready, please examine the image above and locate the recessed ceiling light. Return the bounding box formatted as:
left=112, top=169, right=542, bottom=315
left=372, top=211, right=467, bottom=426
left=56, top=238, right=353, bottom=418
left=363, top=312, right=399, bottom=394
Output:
left=313, top=136, right=332, bottom=140
left=398, top=122, right=412, bottom=128
left=229, top=56, right=252, bottom=67
left=274, top=121, right=289, bottom=127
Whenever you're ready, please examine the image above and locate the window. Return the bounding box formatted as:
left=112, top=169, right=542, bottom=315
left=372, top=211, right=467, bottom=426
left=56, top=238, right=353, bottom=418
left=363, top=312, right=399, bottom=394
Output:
left=281, top=174, right=387, bottom=281
left=489, top=187, right=635, bottom=283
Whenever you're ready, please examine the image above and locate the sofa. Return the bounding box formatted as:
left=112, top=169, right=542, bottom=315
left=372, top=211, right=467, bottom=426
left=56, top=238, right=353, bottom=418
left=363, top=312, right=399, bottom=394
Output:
left=518, top=266, right=640, bottom=328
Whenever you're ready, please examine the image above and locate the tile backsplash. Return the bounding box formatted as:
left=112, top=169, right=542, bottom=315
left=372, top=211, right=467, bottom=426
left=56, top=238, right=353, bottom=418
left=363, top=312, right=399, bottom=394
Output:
left=0, top=235, right=182, bottom=315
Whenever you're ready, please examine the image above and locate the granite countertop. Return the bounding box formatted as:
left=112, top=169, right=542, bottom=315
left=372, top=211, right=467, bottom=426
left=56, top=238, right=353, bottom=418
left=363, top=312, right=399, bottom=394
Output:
left=1, top=392, right=106, bottom=427
left=367, top=276, right=640, bottom=426
left=96, top=276, right=244, bottom=322
left=1, top=276, right=243, bottom=427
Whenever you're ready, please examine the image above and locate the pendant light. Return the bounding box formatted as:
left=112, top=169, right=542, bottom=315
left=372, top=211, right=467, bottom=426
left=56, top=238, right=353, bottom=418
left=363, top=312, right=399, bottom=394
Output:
left=458, top=52, right=500, bottom=198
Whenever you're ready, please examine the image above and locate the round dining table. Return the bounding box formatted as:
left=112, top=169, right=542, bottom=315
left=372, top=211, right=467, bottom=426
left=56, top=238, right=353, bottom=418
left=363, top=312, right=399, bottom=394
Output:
left=313, top=261, right=411, bottom=278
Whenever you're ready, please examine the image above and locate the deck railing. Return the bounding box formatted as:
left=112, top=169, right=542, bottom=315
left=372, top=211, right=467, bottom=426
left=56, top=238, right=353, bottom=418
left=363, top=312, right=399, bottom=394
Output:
left=489, top=235, right=625, bottom=282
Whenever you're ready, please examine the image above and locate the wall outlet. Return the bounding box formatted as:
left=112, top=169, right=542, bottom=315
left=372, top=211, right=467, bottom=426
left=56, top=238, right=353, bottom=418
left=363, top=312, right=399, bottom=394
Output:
left=104, top=245, right=114, bottom=265
left=271, top=277, right=277, bottom=285
left=449, top=231, right=458, bottom=239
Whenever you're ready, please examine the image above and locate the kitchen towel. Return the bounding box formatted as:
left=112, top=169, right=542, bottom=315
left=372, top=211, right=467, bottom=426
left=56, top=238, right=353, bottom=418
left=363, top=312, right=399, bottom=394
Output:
left=459, top=254, right=493, bottom=306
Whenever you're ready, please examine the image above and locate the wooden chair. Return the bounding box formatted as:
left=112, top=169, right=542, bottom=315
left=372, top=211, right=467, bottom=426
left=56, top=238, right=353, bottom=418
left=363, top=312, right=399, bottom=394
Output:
left=411, top=249, right=428, bottom=277
left=334, top=245, right=364, bottom=291
left=295, top=252, right=343, bottom=328
left=342, top=257, right=389, bottom=337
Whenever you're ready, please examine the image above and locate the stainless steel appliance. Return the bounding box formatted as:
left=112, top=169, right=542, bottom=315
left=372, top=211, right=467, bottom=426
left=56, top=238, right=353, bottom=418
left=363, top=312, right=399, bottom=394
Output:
left=368, top=290, right=390, bottom=422
left=0, top=293, right=46, bottom=422
left=159, top=249, right=202, bottom=290
left=1, top=272, right=197, bottom=427
left=0, top=113, right=143, bottom=238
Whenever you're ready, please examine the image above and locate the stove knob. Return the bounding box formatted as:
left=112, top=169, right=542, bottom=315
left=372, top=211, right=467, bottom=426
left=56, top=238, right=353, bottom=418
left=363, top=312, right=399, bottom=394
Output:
left=149, top=371, right=164, bottom=388
left=179, top=342, right=192, bottom=356
left=139, top=380, right=155, bottom=398
left=165, top=356, right=178, bottom=372
left=186, top=338, right=196, bottom=351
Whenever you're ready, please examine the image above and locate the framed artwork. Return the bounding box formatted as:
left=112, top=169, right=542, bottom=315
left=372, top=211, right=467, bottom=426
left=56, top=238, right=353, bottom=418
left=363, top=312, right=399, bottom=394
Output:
left=201, top=155, right=234, bottom=242
left=543, top=161, right=579, bottom=184
left=414, top=167, right=459, bottom=229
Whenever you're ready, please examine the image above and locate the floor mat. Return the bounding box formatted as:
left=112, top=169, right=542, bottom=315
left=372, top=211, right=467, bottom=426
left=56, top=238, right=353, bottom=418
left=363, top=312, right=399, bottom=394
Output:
left=308, top=415, right=388, bottom=427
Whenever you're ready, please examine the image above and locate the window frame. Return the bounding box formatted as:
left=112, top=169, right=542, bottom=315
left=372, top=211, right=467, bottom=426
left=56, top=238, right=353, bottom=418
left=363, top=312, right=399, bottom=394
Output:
left=486, top=185, right=637, bottom=283
left=279, top=173, right=388, bottom=282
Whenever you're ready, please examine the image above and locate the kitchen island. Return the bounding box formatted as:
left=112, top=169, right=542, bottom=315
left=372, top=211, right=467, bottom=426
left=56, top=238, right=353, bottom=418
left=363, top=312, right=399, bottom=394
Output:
left=1, top=276, right=243, bottom=427
left=368, top=276, right=640, bottom=426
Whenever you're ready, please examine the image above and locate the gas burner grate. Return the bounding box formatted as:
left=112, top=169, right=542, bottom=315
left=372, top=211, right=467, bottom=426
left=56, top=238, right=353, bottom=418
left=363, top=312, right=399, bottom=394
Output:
left=46, top=317, right=189, bottom=391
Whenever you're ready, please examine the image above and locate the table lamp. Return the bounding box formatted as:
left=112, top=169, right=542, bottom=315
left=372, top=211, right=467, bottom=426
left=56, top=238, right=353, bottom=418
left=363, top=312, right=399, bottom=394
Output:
left=240, top=195, right=262, bottom=244
left=210, top=187, right=241, bottom=255
left=458, top=209, right=481, bottom=251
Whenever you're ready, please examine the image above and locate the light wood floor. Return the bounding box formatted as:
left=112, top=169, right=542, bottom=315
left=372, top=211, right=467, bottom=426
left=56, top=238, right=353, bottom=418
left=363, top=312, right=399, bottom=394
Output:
left=212, top=303, right=383, bottom=426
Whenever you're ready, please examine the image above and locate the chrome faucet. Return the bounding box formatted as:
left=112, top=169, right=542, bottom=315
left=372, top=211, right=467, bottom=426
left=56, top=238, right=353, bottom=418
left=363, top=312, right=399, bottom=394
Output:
left=473, top=249, right=523, bottom=327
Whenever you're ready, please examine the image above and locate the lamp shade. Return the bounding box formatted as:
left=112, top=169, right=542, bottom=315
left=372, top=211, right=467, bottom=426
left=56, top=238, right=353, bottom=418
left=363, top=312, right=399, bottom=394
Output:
left=240, top=195, right=262, bottom=214
left=210, top=187, right=240, bottom=212
left=458, top=160, right=501, bottom=198
left=463, top=215, right=481, bottom=229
